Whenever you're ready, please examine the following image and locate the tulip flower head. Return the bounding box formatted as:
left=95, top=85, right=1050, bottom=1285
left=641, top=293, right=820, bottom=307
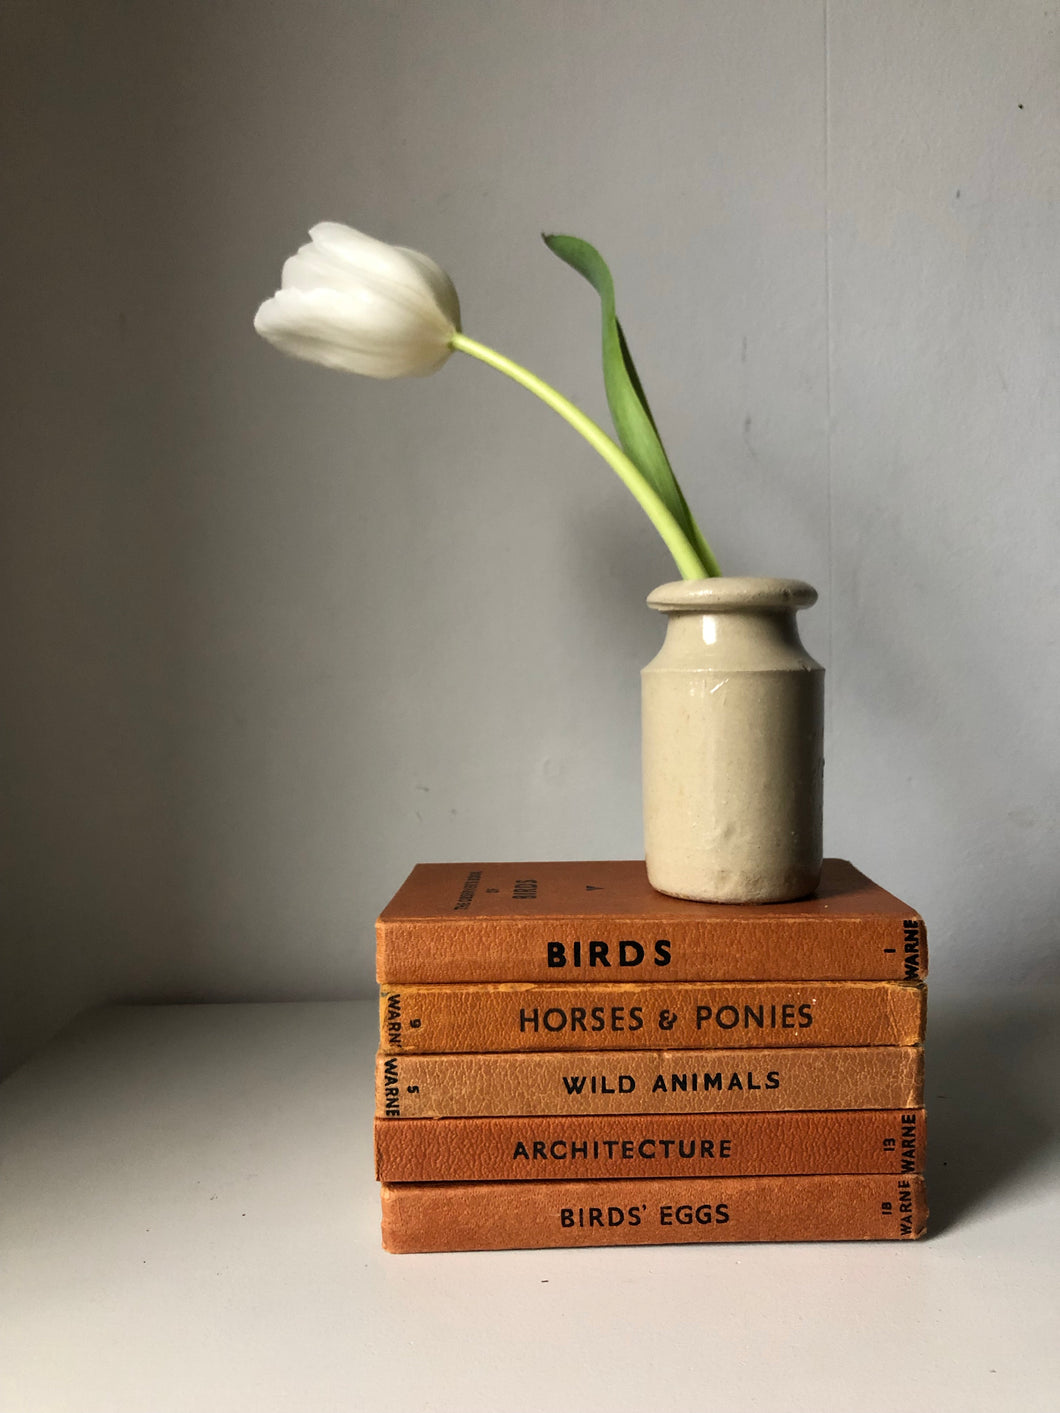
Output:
left=255, top=223, right=719, bottom=580
left=254, top=223, right=461, bottom=378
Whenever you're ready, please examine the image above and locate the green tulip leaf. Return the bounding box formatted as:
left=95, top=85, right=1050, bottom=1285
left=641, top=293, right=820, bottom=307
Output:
left=542, top=233, right=718, bottom=575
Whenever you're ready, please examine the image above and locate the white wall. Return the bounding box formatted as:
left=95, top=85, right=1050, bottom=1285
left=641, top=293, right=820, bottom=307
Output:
left=2, top=0, right=1057, bottom=1073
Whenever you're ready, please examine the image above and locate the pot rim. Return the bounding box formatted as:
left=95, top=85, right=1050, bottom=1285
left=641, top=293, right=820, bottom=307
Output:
left=647, top=576, right=818, bottom=614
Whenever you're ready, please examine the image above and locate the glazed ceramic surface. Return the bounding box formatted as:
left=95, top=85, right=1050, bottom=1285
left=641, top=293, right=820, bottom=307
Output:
left=642, top=577, right=824, bottom=903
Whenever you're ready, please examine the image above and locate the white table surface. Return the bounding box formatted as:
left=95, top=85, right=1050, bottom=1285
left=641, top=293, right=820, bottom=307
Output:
left=1, top=996, right=1057, bottom=1413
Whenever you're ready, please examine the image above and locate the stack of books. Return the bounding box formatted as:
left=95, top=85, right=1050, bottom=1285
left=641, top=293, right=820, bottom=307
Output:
left=374, top=859, right=927, bottom=1252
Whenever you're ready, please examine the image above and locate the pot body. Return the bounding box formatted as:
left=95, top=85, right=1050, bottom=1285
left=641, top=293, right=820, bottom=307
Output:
left=642, top=578, right=823, bottom=904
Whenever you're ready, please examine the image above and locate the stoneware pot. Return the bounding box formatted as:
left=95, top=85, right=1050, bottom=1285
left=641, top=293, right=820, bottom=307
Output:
left=641, top=577, right=824, bottom=904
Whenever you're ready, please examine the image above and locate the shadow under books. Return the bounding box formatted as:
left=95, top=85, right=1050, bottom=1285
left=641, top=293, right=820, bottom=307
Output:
left=926, top=990, right=1060, bottom=1234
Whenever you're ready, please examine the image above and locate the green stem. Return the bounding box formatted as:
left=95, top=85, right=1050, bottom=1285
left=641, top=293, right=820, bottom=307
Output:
left=450, top=332, right=711, bottom=580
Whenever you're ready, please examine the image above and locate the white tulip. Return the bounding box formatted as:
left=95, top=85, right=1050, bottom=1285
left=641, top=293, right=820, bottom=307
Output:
left=254, top=223, right=461, bottom=378
left=255, top=224, right=716, bottom=578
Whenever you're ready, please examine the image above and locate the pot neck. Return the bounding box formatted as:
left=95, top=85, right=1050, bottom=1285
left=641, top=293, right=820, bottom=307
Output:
left=647, top=576, right=818, bottom=615
left=648, top=577, right=819, bottom=659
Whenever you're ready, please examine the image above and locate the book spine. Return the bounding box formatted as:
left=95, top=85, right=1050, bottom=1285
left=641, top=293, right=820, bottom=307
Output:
left=374, top=1109, right=927, bottom=1182
left=375, top=1045, right=923, bottom=1118
left=380, top=1173, right=928, bottom=1252
left=376, top=914, right=927, bottom=984
left=379, top=981, right=925, bottom=1053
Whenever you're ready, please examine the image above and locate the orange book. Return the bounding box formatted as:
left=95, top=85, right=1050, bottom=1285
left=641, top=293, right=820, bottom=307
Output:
left=380, top=1173, right=928, bottom=1252
left=374, top=1109, right=926, bottom=1182
left=379, top=980, right=925, bottom=1052
left=376, top=859, right=926, bottom=983
left=375, top=1045, right=923, bottom=1118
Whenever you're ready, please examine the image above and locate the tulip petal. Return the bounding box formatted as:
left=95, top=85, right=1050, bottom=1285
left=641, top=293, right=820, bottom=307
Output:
left=394, top=246, right=461, bottom=331
left=543, top=234, right=714, bottom=573
left=282, top=240, right=453, bottom=334
left=254, top=287, right=453, bottom=378
left=256, top=223, right=459, bottom=378
left=307, top=224, right=458, bottom=327
left=281, top=248, right=454, bottom=344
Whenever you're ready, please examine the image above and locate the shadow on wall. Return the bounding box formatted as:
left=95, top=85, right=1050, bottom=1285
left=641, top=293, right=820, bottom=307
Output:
left=825, top=441, right=1060, bottom=989
left=926, top=990, right=1060, bottom=1234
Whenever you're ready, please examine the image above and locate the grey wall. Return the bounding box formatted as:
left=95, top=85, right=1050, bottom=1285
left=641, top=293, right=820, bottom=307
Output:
left=2, top=0, right=1057, bottom=1073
